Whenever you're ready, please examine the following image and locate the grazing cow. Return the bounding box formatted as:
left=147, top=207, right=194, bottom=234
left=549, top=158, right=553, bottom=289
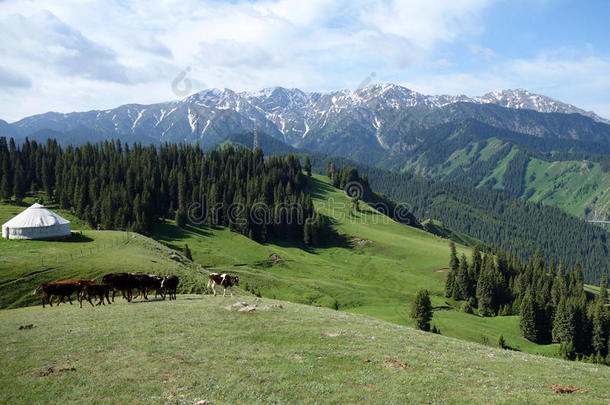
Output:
left=207, top=273, right=239, bottom=297
left=41, top=282, right=81, bottom=308
left=132, top=274, right=164, bottom=300
left=40, top=279, right=95, bottom=308
left=52, top=278, right=95, bottom=308
left=101, top=273, right=140, bottom=302
left=80, top=283, right=112, bottom=307
left=161, top=275, right=179, bottom=300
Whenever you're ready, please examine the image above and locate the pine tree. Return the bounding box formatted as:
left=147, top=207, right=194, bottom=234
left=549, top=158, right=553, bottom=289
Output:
left=183, top=244, right=193, bottom=261
left=456, top=254, right=470, bottom=300
left=520, top=288, right=539, bottom=342
left=552, top=296, right=575, bottom=344
left=600, top=273, right=608, bottom=303
left=0, top=172, right=10, bottom=201
left=445, top=241, right=460, bottom=298
left=445, top=270, right=456, bottom=298
left=592, top=302, right=609, bottom=357
left=476, top=268, right=495, bottom=317
left=304, top=156, right=312, bottom=177
left=13, top=160, right=25, bottom=203
left=411, top=289, right=433, bottom=331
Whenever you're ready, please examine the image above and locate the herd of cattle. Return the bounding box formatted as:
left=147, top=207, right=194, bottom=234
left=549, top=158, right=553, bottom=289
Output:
left=39, top=272, right=239, bottom=308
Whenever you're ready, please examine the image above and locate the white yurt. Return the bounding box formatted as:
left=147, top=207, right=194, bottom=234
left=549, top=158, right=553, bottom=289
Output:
left=1, top=203, right=71, bottom=240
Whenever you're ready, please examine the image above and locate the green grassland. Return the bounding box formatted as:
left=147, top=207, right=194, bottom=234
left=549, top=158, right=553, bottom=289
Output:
left=150, top=175, right=559, bottom=357
left=0, top=204, right=211, bottom=309
left=398, top=137, right=610, bottom=220
left=522, top=158, right=610, bottom=219
left=1, top=295, right=608, bottom=404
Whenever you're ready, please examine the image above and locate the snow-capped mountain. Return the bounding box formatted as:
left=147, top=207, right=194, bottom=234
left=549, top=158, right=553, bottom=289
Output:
left=475, top=89, right=609, bottom=124
left=2, top=84, right=609, bottom=156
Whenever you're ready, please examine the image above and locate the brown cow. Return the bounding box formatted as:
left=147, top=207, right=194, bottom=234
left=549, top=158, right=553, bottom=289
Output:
left=40, top=279, right=94, bottom=308
left=207, top=273, right=239, bottom=297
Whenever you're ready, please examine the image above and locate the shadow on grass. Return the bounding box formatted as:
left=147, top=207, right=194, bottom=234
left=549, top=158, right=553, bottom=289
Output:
left=306, top=176, right=339, bottom=200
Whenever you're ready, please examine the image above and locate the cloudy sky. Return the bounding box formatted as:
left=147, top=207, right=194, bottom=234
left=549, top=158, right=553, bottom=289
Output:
left=1, top=0, right=609, bottom=122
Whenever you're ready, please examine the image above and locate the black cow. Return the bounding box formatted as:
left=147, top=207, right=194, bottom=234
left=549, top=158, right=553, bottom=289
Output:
left=161, top=275, right=179, bottom=300
left=207, top=273, right=239, bottom=297
left=132, top=274, right=164, bottom=300
left=80, top=283, right=112, bottom=307
left=101, top=273, right=140, bottom=302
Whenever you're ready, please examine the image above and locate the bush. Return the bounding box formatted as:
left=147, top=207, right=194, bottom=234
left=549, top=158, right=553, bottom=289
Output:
left=461, top=301, right=473, bottom=314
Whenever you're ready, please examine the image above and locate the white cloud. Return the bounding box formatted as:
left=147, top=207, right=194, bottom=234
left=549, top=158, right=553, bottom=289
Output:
left=1, top=0, right=607, bottom=123
left=400, top=52, right=610, bottom=118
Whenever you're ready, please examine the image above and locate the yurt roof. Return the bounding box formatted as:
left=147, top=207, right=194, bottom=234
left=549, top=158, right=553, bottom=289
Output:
left=2, top=203, right=70, bottom=228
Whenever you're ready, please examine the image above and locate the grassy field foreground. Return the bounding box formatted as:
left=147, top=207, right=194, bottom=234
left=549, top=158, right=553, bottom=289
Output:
left=1, top=295, right=608, bottom=404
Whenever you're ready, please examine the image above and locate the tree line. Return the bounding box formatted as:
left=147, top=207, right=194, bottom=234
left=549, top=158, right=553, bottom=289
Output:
left=0, top=137, right=327, bottom=245
left=445, top=241, right=609, bottom=363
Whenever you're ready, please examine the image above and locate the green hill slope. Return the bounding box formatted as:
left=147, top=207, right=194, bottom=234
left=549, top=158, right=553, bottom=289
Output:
left=382, top=120, right=610, bottom=221
left=1, top=295, right=608, bottom=404
left=150, top=175, right=559, bottom=357
left=0, top=204, right=210, bottom=309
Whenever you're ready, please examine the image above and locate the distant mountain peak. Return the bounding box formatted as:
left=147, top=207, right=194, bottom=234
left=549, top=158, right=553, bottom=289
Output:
left=476, top=88, right=608, bottom=124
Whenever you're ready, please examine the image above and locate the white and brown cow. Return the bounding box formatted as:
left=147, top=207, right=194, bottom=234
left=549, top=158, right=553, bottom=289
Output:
left=207, top=273, right=239, bottom=297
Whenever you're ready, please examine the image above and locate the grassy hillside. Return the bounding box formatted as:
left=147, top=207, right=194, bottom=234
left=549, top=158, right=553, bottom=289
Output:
left=0, top=203, right=211, bottom=309
left=382, top=119, right=610, bottom=221
left=150, top=175, right=559, bottom=357
left=2, top=295, right=609, bottom=404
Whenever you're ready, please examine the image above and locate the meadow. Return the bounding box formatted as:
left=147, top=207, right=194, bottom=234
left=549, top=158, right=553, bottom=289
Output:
left=1, top=295, right=608, bottom=404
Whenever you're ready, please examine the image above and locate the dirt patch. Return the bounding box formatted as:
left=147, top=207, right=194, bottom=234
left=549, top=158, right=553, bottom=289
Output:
left=349, top=237, right=373, bottom=247
left=324, top=331, right=344, bottom=338
left=289, top=354, right=304, bottom=363
left=548, top=384, right=587, bottom=394
left=38, top=367, right=76, bottom=377
left=383, top=357, right=407, bottom=370
left=435, top=268, right=450, bottom=273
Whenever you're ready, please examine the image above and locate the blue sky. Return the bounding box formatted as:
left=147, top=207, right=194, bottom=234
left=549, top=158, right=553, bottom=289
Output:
left=0, top=0, right=609, bottom=121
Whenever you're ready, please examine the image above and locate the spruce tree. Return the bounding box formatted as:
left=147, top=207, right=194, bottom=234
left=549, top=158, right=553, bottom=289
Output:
left=552, top=296, right=575, bottom=344
left=449, top=241, right=459, bottom=272
left=520, top=288, right=539, bottom=342
left=456, top=254, right=470, bottom=300
left=444, top=270, right=456, bottom=298
left=13, top=160, right=25, bottom=203
left=304, top=156, right=312, bottom=176
left=411, top=289, right=433, bottom=331
left=600, top=273, right=608, bottom=303
left=476, top=269, right=495, bottom=317
left=592, top=302, right=609, bottom=357
left=0, top=172, right=10, bottom=201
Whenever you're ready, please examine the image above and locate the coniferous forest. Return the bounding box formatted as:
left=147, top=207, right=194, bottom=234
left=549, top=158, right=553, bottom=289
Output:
left=0, top=137, right=327, bottom=245
left=307, top=154, right=610, bottom=285
left=444, top=241, right=610, bottom=363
